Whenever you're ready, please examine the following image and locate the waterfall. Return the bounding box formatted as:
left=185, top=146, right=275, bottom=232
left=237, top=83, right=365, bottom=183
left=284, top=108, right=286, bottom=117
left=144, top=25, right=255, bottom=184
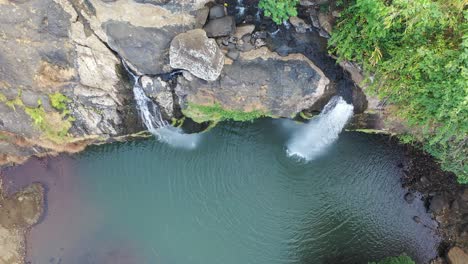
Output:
left=127, top=64, right=201, bottom=150
left=132, top=79, right=168, bottom=132
left=286, top=96, right=354, bottom=161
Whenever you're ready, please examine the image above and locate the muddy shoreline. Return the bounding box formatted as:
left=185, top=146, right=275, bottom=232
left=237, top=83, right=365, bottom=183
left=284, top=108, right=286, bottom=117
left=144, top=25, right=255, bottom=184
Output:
left=400, top=143, right=468, bottom=262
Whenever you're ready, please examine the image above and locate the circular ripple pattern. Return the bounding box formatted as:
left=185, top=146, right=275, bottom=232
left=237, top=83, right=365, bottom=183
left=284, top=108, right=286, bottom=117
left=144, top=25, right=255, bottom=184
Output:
left=24, top=120, right=439, bottom=264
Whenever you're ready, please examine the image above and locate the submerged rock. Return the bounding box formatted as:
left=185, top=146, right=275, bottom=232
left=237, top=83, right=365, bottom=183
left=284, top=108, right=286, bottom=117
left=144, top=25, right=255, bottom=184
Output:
left=404, top=192, right=415, bottom=203
left=170, top=29, right=225, bottom=81
left=0, top=183, right=44, bottom=264
left=177, top=47, right=332, bottom=122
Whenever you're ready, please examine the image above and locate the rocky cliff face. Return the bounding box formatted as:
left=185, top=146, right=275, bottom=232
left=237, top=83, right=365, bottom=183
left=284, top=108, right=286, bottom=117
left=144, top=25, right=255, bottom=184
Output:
left=0, top=0, right=339, bottom=166
left=0, top=0, right=206, bottom=165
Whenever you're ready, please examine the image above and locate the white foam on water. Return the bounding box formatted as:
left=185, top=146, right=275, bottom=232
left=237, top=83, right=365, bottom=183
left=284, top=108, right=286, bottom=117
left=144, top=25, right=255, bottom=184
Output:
left=286, top=96, right=354, bottom=161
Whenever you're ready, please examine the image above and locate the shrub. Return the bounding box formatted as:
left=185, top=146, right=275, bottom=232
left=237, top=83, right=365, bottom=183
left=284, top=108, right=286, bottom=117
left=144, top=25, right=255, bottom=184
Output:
left=329, top=0, right=467, bottom=183
left=259, top=0, right=299, bottom=25
left=182, top=103, right=270, bottom=123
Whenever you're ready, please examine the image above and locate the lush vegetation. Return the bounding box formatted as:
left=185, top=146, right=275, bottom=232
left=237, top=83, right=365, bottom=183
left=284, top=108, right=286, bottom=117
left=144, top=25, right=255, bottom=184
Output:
left=259, top=0, right=298, bottom=24
left=329, top=0, right=467, bottom=183
left=369, top=254, right=415, bottom=264
left=182, top=103, right=270, bottom=123
left=0, top=91, right=74, bottom=143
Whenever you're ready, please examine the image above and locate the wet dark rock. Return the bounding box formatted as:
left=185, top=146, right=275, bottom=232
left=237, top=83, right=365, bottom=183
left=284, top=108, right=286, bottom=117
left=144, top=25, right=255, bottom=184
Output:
left=289, top=16, right=311, bottom=33
left=430, top=195, right=450, bottom=213
left=209, top=5, right=226, bottom=20
left=195, top=7, right=210, bottom=28
left=203, top=16, right=236, bottom=37
left=226, top=49, right=240, bottom=60
left=420, top=176, right=430, bottom=185
left=351, top=84, right=368, bottom=114
left=451, top=200, right=460, bottom=211
left=105, top=21, right=183, bottom=75
left=404, top=192, right=415, bottom=203
left=461, top=189, right=468, bottom=202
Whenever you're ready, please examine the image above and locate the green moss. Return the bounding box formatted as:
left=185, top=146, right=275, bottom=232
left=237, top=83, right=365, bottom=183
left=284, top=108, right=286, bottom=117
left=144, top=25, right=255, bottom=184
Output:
left=0, top=133, right=10, bottom=141
left=24, top=105, right=74, bottom=143
left=182, top=103, right=270, bottom=123
left=171, top=117, right=186, bottom=128
left=0, top=91, right=74, bottom=143
left=346, top=128, right=392, bottom=135
left=299, top=111, right=315, bottom=120
left=368, top=254, right=415, bottom=264
left=49, top=92, right=71, bottom=114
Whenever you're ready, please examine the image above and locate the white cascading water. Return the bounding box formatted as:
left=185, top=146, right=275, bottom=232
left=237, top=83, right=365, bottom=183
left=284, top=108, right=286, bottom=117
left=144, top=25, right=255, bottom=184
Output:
left=129, top=68, right=201, bottom=150
left=236, top=0, right=245, bottom=17
left=286, top=96, right=354, bottom=161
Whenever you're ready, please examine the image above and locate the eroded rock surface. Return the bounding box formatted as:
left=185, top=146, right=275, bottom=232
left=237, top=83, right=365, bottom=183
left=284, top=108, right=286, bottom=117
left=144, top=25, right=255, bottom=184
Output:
left=177, top=47, right=331, bottom=121
left=0, top=0, right=210, bottom=166
left=0, top=183, right=44, bottom=264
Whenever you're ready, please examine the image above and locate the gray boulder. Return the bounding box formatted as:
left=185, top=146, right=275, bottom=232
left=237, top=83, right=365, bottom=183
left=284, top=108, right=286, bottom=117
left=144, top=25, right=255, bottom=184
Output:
left=203, top=16, right=236, bottom=37
left=209, top=5, right=226, bottom=20
left=170, top=29, right=225, bottom=81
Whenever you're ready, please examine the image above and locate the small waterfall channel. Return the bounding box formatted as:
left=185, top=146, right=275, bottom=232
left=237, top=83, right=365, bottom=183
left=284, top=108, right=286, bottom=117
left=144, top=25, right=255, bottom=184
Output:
left=126, top=64, right=201, bottom=149
left=287, top=96, right=354, bottom=161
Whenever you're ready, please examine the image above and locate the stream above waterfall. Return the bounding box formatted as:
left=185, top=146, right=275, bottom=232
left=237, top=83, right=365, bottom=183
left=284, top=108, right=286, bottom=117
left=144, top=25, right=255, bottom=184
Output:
left=1, top=120, right=440, bottom=264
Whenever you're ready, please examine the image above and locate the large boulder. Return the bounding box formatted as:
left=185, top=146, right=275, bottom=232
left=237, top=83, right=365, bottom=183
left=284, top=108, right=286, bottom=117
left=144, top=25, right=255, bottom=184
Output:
left=0, top=0, right=210, bottom=165
left=176, top=47, right=332, bottom=122
left=71, top=0, right=211, bottom=75
left=170, top=29, right=225, bottom=81
left=447, top=247, right=468, bottom=264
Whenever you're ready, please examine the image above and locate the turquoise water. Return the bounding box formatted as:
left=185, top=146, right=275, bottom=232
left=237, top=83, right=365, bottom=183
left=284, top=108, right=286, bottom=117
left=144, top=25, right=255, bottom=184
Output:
left=4, top=120, right=439, bottom=263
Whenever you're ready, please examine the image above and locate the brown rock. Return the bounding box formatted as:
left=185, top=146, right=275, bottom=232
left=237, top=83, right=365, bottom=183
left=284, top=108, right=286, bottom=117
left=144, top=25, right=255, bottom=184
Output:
left=447, top=247, right=468, bottom=264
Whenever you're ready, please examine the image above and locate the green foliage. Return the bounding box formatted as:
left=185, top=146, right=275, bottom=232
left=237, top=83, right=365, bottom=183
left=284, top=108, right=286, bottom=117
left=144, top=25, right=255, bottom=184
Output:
left=369, top=254, right=415, bottom=264
left=259, top=0, right=298, bottom=25
left=25, top=106, right=45, bottom=126
left=330, top=0, right=468, bottom=183
left=24, top=104, right=74, bottom=143
left=182, top=103, right=270, bottom=123
left=49, top=92, right=71, bottom=114
left=0, top=91, right=74, bottom=143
